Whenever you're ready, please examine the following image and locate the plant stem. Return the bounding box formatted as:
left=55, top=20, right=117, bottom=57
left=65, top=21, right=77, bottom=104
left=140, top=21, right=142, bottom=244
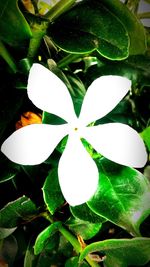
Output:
left=42, top=212, right=100, bottom=266
left=59, top=225, right=82, bottom=253
left=59, top=225, right=100, bottom=266
left=0, top=41, right=17, bottom=73
left=137, top=12, right=150, bottom=19
left=27, top=21, right=48, bottom=58
left=44, top=0, right=76, bottom=21
left=125, top=0, right=140, bottom=14
left=57, top=53, right=82, bottom=68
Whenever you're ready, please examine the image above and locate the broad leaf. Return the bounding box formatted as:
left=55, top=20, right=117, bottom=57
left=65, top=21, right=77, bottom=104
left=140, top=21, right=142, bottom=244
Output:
left=80, top=237, right=150, bottom=267
left=0, top=0, right=32, bottom=46
left=100, top=0, right=146, bottom=55
left=34, top=222, right=61, bottom=255
left=42, top=168, right=65, bottom=215
left=70, top=203, right=105, bottom=223
left=66, top=217, right=102, bottom=240
left=0, top=196, right=37, bottom=228
left=87, top=158, right=150, bottom=236
left=50, top=0, right=129, bottom=60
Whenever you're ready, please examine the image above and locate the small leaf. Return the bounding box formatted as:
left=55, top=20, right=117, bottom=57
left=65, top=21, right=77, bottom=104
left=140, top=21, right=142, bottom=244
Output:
left=0, top=196, right=37, bottom=228
left=42, top=168, right=65, bottom=215
left=50, top=0, right=129, bottom=60
left=34, top=222, right=61, bottom=255
left=66, top=217, right=102, bottom=240
left=70, top=203, right=105, bottom=224
left=0, top=0, right=32, bottom=46
left=80, top=237, right=150, bottom=267
left=87, top=158, right=150, bottom=236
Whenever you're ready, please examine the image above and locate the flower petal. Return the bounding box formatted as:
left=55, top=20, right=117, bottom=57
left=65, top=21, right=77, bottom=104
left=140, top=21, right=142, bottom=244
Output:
left=1, top=124, right=69, bottom=165
left=79, top=76, right=131, bottom=126
left=27, top=63, right=77, bottom=123
left=82, top=123, right=147, bottom=168
left=58, top=134, right=99, bottom=206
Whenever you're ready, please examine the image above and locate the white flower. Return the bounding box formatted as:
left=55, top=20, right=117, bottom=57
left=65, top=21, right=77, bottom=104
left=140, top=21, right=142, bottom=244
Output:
left=1, top=64, right=147, bottom=206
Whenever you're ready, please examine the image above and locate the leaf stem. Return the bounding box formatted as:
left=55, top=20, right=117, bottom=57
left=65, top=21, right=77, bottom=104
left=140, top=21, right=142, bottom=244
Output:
left=44, top=0, right=76, bottom=21
left=59, top=225, right=82, bottom=253
left=0, top=41, right=17, bottom=73
left=27, top=21, right=48, bottom=58
left=57, top=53, right=83, bottom=68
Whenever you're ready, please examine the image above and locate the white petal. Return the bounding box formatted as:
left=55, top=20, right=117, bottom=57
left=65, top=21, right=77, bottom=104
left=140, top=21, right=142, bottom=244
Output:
left=82, top=123, right=147, bottom=168
left=79, top=76, right=131, bottom=126
left=27, top=63, right=77, bottom=123
left=1, top=124, right=69, bottom=165
left=58, top=134, right=99, bottom=206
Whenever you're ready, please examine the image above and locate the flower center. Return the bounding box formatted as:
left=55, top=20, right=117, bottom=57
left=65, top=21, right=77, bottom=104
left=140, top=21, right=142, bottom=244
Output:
left=74, top=127, right=78, bottom=131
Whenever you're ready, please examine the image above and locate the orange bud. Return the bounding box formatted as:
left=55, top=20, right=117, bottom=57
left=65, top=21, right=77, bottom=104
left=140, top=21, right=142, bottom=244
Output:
left=16, top=111, right=42, bottom=129
left=21, top=0, right=35, bottom=14
left=0, top=259, right=8, bottom=267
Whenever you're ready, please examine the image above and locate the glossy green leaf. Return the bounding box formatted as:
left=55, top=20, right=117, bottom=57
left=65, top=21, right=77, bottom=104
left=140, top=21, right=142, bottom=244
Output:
left=50, top=0, right=129, bottom=60
left=87, top=158, right=150, bottom=236
left=42, top=168, right=65, bottom=215
left=70, top=203, right=106, bottom=224
left=66, top=217, right=101, bottom=240
left=141, top=126, right=150, bottom=152
left=80, top=237, right=150, bottom=267
left=0, top=0, right=32, bottom=46
left=0, top=196, right=37, bottom=228
left=65, top=256, right=89, bottom=267
left=34, top=222, right=61, bottom=255
left=100, top=0, right=146, bottom=55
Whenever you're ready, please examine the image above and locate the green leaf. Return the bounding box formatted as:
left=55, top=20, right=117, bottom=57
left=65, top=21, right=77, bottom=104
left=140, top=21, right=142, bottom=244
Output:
left=0, top=0, right=32, bottom=46
left=42, top=111, right=66, bottom=125
left=100, top=0, right=146, bottom=55
left=0, top=227, right=16, bottom=239
left=0, top=196, right=37, bottom=228
left=141, top=126, right=150, bottom=152
left=66, top=217, right=102, bottom=240
left=87, top=158, right=150, bottom=236
left=65, top=256, right=89, bottom=267
left=70, top=203, right=106, bottom=224
left=34, top=222, right=61, bottom=255
left=42, top=168, right=65, bottom=215
left=50, top=0, right=129, bottom=60
left=80, top=237, right=150, bottom=267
